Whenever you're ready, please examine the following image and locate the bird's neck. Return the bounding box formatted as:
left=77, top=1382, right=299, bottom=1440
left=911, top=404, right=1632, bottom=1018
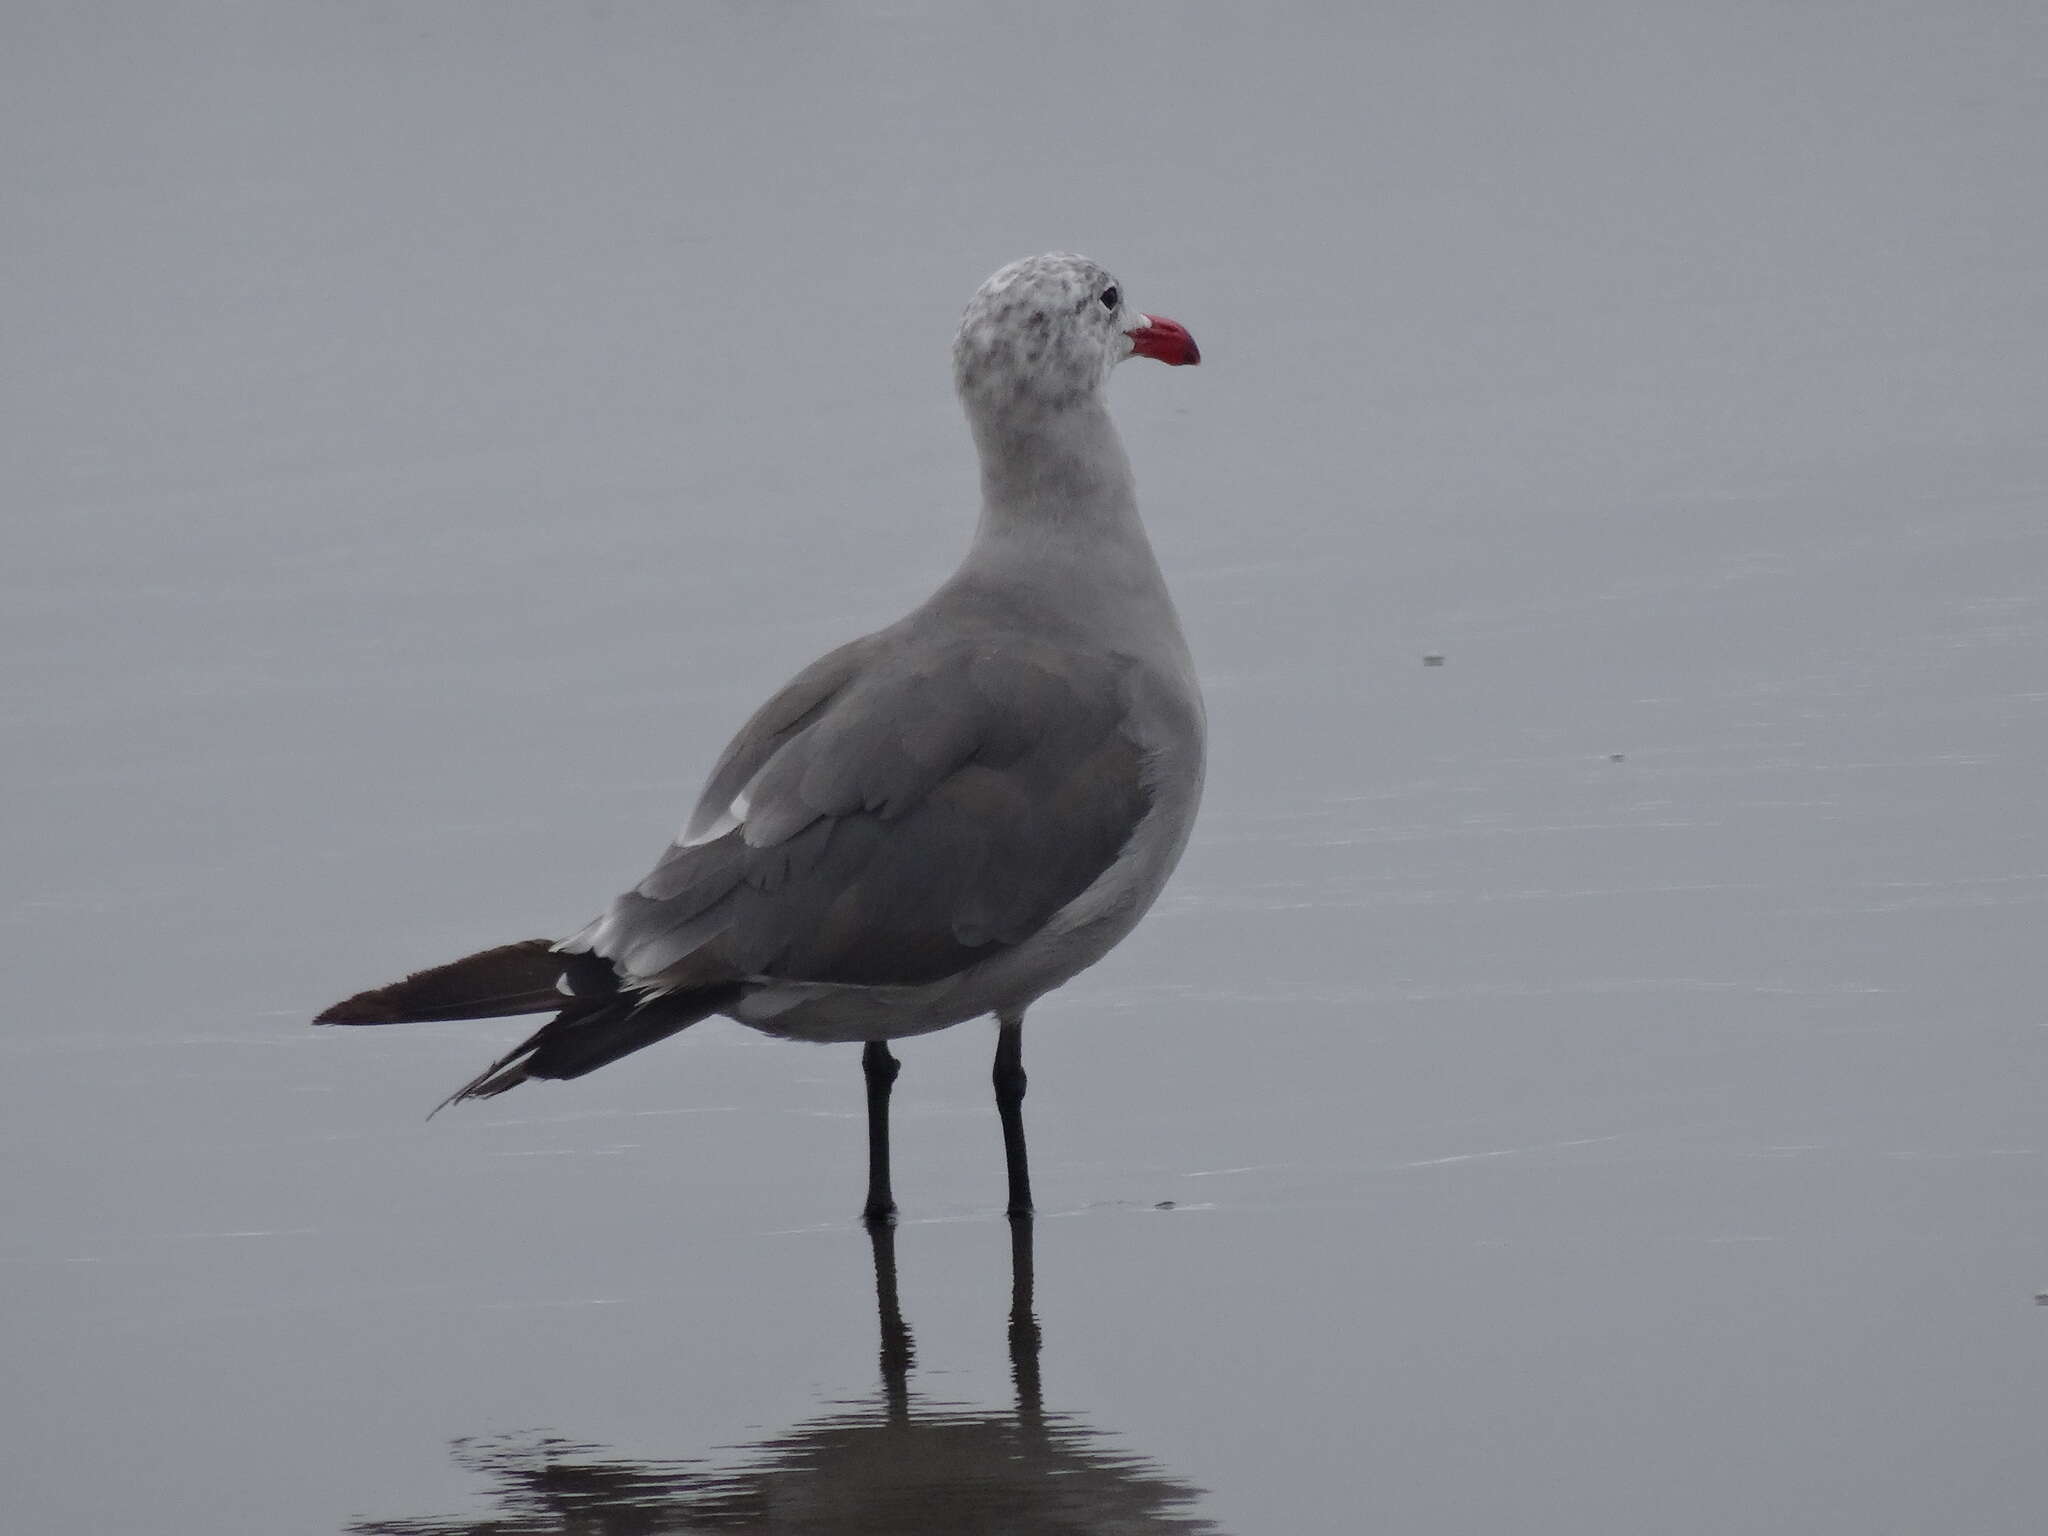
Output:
left=952, top=396, right=1181, bottom=646
left=967, top=398, right=1142, bottom=545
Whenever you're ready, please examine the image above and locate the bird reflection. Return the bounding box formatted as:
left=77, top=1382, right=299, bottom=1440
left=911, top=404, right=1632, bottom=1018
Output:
left=349, top=1220, right=1223, bottom=1534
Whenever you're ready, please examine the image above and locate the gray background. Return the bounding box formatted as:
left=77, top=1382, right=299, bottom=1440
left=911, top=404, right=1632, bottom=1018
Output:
left=5, top=3, right=2046, bottom=1532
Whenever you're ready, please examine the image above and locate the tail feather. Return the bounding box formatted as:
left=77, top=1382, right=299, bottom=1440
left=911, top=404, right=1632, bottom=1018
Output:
left=432, top=984, right=745, bottom=1114
left=317, top=939, right=744, bottom=1115
left=315, top=940, right=565, bottom=1025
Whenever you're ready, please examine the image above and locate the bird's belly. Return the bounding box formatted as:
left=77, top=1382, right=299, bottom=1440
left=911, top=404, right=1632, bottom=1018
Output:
left=724, top=768, right=1200, bottom=1046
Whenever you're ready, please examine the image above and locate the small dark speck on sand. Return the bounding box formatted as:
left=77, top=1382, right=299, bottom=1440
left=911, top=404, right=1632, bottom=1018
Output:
left=1155, top=1200, right=1177, bottom=1210
left=1422, top=654, right=1445, bottom=667
left=2034, top=1291, right=2048, bottom=1305
left=1608, top=753, right=1626, bottom=763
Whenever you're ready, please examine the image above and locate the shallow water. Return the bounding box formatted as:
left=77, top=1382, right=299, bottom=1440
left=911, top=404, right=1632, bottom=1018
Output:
left=6, top=4, right=2048, bottom=1532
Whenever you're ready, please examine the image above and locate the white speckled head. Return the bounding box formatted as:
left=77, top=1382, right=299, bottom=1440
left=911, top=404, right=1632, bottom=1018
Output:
left=953, top=253, right=1198, bottom=420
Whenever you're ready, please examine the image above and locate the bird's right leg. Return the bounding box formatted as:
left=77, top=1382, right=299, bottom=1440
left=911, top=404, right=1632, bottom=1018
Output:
left=861, top=1040, right=902, bottom=1225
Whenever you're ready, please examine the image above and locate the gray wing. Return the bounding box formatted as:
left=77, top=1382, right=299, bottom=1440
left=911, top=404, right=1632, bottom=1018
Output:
left=567, top=632, right=1151, bottom=990
left=680, top=632, right=887, bottom=844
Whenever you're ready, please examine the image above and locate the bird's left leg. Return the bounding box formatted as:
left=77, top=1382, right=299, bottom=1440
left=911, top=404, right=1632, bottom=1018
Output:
left=993, top=1012, right=1033, bottom=1217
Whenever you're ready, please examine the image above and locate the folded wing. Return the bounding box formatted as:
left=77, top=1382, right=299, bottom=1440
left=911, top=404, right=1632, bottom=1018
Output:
left=568, top=633, right=1152, bottom=992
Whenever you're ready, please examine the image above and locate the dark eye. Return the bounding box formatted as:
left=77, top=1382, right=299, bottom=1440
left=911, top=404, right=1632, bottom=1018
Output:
left=1099, top=286, right=1119, bottom=311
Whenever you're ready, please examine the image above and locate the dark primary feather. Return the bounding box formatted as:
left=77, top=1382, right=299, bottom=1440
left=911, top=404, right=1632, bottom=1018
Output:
left=432, top=983, right=746, bottom=1112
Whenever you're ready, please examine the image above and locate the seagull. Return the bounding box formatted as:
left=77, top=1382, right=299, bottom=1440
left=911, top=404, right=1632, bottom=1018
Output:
left=316, top=252, right=1205, bottom=1222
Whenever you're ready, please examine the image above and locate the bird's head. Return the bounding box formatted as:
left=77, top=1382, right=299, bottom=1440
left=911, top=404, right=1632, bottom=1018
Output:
left=952, top=252, right=1198, bottom=419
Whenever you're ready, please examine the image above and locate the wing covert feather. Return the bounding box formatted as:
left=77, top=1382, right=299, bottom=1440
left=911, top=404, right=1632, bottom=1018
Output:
left=580, top=637, right=1152, bottom=990
left=682, top=633, right=885, bottom=844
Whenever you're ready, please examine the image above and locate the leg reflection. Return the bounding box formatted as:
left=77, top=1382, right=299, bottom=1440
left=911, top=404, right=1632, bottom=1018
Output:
left=866, top=1215, right=915, bottom=1423
left=1008, top=1214, right=1044, bottom=1427
left=353, top=1217, right=1223, bottom=1533
left=866, top=1211, right=1046, bottom=1432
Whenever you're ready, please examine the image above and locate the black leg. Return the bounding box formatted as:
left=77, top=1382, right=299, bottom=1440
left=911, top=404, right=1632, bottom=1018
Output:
left=861, top=1040, right=901, bottom=1225
left=993, top=1012, right=1033, bottom=1217
left=1007, top=1213, right=1043, bottom=1423
left=866, top=1217, right=915, bottom=1421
